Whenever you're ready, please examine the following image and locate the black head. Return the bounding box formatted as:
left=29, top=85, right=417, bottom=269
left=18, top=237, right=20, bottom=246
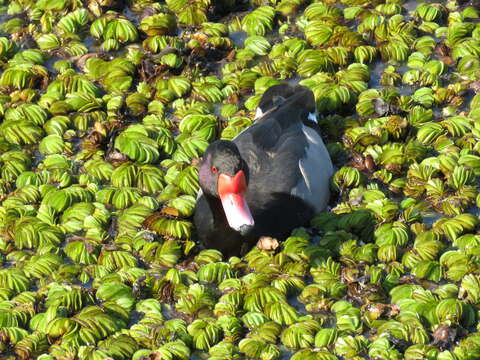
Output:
left=198, top=140, right=254, bottom=235
left=199, top=140, right=247, bottom=196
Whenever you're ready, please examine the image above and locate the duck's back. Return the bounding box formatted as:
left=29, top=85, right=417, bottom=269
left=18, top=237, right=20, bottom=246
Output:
left=233, top=88, right=334, bottom=216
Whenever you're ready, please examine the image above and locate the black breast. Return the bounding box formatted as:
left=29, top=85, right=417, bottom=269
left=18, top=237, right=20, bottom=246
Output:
left=194, top=191, right=314, bottom=257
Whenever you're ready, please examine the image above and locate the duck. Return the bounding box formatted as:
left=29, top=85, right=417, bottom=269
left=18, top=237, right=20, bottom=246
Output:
left=193, top=84, right=334, bottom=257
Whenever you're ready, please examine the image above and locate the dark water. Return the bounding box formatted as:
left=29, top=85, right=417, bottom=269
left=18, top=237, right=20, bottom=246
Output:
left=403, top=0, right=420, bottom=13
left=122, top=7, right=140, bottom=25
left=83, top=36, right=97, bottom=52
left=31, top=150, right=45, bottom=168
left=287, top=293, right=308, bottom=315
left=287, top=75, right=301, bottom=86
left=422, top=212, right=446, bottom=227
left=369, top=62, right=387, bottom=90
left=229, top=31, right=248, bottom=48
left=279, top=346, right=294, bottom=360
left=191, top=352, right=210, bottom=360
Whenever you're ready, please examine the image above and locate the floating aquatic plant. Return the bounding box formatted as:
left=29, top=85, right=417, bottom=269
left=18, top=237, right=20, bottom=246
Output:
left=1, top=0, right=480, bottom=359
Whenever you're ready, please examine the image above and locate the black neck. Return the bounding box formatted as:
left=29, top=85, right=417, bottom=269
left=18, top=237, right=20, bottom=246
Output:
left=203, top=192, right=229, bottom=226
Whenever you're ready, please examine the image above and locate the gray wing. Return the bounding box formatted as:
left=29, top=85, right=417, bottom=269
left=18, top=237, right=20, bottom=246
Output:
left=291, top=124, right=333, bottom=214
left=232, top=87, right=333, bottom=214
left=233, top=119, right=305, bottom=197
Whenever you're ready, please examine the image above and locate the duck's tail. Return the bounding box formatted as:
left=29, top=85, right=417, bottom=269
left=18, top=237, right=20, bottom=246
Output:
left=254, top=84, right=317, bottom=123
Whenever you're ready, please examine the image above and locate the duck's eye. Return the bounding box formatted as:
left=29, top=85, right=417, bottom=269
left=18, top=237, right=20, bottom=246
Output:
left=211, top=166, right=218, bottom=174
